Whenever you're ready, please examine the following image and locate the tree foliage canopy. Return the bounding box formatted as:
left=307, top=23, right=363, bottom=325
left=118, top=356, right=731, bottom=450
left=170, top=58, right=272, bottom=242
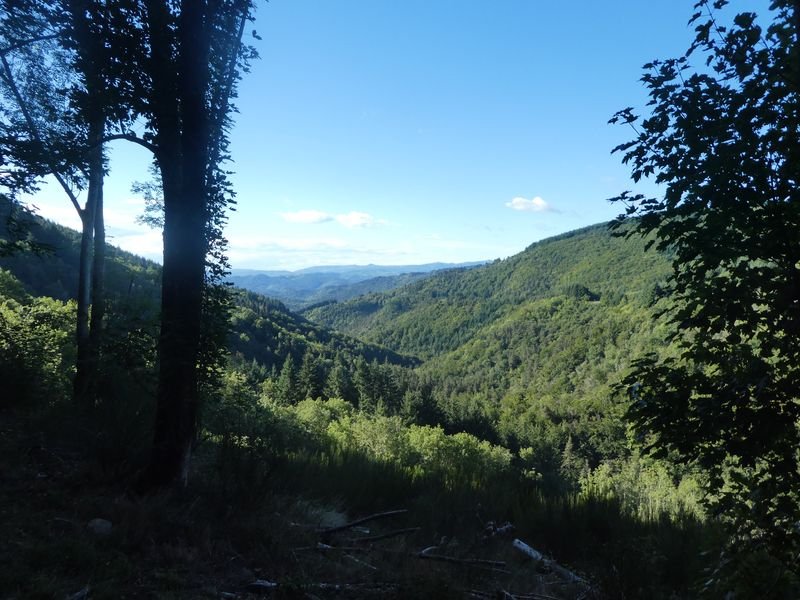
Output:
left=611, top=0, right=800, bottom=566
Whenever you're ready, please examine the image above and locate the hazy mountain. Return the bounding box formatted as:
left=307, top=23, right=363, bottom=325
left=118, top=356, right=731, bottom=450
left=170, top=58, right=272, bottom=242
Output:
left=227, top=261, right=486, bottom=310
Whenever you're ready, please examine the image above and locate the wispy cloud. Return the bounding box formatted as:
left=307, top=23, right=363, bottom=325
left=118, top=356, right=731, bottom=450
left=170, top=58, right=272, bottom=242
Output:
left=335, top=211, right=385, bottom=228
left=226, top=235, right=407, bottom=270
left=505, top=196, right=554, bottom=213
left=279, top=209, right=386, bottom=229
left=279, top=209, right=334, bottom=224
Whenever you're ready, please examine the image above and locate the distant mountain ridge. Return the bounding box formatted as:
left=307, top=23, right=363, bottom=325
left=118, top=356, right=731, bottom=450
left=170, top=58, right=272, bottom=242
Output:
left=227, top=261, right=486, bottom=310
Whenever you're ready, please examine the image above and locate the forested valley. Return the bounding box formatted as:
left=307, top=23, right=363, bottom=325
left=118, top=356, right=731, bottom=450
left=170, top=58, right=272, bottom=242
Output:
left=2, top=1, right=799, bottom=598
left=0, top=210, right=790, bottom=598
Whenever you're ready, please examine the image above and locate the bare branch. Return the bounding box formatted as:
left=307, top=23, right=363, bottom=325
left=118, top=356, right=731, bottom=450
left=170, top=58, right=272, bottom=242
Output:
left=316, top=509, right=408, bottom=535
left=417, top=545, right=507, bottom=568
left=101, top=133, right=159, bottom=155
left=349, top=527, right=421, bottom=544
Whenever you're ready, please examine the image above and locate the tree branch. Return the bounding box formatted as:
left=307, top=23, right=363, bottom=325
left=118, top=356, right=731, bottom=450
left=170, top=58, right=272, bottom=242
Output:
left=0, top=53, right=82, bottom=215
left=0, top=33, right=62, bottom=57
left=101, top=133, right=159, bottom=155
left=316, top=509, right=408, bottom=535
left=207, top=0, right=249, bottom=157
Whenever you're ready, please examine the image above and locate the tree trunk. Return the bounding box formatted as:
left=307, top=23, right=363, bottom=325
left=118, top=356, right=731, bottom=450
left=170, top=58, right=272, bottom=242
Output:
left=142, top=0, right=210, bottom=488
left=88, top=120, right=105, bottom=388
left=69, top=1, right=107, bottom=407
left=72, top=115, right=105, bottom=406
left=72, top=203, right=93, bottom=404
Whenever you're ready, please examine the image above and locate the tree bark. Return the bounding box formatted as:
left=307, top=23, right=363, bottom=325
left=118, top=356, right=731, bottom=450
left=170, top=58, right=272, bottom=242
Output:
left=88, top=117, right=105, bottom=390
left=73, top=118, right=104, bottom=406
left=73, top=201, right=93, bottom=404
left=142, top=0, right=210, bottom=488
left=73, top=119, right=103, bottom=406
left=70, top=2, right=106, bottom=407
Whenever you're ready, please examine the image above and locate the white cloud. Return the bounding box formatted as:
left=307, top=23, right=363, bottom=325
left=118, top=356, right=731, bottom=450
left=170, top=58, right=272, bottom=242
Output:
left=279, top=209, right=334, bottom=224
left=277, top=208, right=386, bottom=229
left=505, top=196, right=553, bottom=213
left=226, top=234, right=407, bottom=270
left=110, top=230, right=163, bottom=262
left=335, top=211, right=385, bottom=228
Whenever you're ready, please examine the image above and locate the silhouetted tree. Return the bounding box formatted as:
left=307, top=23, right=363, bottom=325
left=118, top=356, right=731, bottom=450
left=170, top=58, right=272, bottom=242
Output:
left=611, top=0, right=800, bottom=569
left=138, top=0, right=256, bottom=487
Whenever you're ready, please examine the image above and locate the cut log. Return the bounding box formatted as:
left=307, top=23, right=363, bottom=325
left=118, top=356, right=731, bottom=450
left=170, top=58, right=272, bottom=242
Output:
left=511, top=538, right=588, bottom=586
left=512, top=539, right=543, bottom=562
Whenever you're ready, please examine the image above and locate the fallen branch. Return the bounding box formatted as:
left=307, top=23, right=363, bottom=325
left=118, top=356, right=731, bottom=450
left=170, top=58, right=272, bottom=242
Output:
left=316, top=509, right=408, bottom=535
left=466, top=589, right=564, bottom=600
left=313, top=582, right=399, bottom=593
left=418, top=545, right=506, bottom=568
left=349, top=527, right=420, bottom=544
left=344, top=554, right=378, bottom=571
left=293, top=542, right=368, bottom=553
left=245, top=579, right=278, bottom=593
left=244, top=579, right=399, bottom=595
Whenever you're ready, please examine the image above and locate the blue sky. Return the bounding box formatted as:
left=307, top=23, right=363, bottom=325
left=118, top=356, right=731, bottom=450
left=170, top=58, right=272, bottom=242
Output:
left=32, top=0, right=771, bottom=270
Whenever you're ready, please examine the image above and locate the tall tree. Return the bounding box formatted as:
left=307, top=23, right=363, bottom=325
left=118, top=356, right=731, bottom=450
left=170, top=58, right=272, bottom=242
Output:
left=611, top=0, right=800, bottom=569
left=0, top=2, right=104, bottom=403
left=298, top=349, right=321, bottom=400
left=0, top=0, right=140, bottom=404
left=66, top=0, right=109, bottom=404
left=275, top=354, right=299, bottom=405
left=138, top=0, right=255, bottom=487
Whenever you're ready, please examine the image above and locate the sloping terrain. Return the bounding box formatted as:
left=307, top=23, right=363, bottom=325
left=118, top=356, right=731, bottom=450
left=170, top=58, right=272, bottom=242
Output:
left=304, top=224, right=670, bottom=361
left=0, top=214, right=414, bottom=377
left=228, top=262, right=484, bottom=310
left=304, top=223, right=673, bottom=459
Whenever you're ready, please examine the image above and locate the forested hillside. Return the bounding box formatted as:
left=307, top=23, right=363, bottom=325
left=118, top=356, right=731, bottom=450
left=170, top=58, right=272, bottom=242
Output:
left=2, top=215, right=678, bottom=485
left=299, top=225, right=673, bottom=475
left=305, top=223, right=670, bottom=359
left=0, top=215, right=413, bottom=387
left=0, top=210, right=161, bottom=306
left=228, top=264, right=483, bottom=310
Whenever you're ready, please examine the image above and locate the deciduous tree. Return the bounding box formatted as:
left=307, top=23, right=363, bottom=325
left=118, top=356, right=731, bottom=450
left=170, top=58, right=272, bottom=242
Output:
left=611, top=0, right=800, bottom=569
left=137, top=0, right=255, bottom=487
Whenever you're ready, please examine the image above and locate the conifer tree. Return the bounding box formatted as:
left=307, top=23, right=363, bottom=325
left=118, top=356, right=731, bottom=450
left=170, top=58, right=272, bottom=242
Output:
left=324, top=354, right=353, bottom=401
left=297, top=349, right=321, bottom=400
left=275, top=354, right=299, bottom=405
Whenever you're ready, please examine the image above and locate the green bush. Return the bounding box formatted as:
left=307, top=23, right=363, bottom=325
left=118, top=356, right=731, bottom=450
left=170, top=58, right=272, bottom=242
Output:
left=0, top=285, right=75, bottom=408
left=580, top=453, right=703, bottom=522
